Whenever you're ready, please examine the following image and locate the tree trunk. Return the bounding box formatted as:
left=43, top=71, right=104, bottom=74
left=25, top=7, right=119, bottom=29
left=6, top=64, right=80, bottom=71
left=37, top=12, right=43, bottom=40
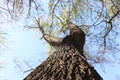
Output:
left=24, top=44, right=103, bottom=80
left=24, top=21, right=103, bottom=80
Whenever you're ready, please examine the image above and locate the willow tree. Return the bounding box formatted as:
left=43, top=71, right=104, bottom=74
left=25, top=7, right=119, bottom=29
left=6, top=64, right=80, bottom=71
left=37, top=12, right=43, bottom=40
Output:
left=23, top=20, right=103, bottom=80
left=1, top=0, right=120, bottom=79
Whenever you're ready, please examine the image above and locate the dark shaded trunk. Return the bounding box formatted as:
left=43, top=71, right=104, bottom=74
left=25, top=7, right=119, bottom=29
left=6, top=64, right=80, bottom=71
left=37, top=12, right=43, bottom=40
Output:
left=24, top=21, right=103, bottom=80
left=24, top=44, right=103, bottom=80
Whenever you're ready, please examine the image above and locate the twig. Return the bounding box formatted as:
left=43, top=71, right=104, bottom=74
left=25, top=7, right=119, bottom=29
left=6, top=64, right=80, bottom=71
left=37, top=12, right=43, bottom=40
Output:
left=55, top=14, right=67, bottom=33
left=103, top=10, right=120, bottom=50
left=111, top=0, right=119, bottom=10
left=108, top=10, right=120, bottom=23
left=35, top=19, right=46, bottom=36
left=92, top=0, right=104, bottom=26
left=49, top=0, right=60, bottom=28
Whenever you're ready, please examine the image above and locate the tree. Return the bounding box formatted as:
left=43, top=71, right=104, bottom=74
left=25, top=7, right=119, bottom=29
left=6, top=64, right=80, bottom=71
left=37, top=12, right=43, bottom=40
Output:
left=24, top=21, right=103, bottom=80
left=1, top=0, right=119, bottom=62
left=0, top=0, right=120, bottom=79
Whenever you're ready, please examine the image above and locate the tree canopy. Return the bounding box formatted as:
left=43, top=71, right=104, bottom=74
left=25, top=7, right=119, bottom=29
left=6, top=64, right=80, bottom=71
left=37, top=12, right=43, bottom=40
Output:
left=0, top=0, right=120, bottom=63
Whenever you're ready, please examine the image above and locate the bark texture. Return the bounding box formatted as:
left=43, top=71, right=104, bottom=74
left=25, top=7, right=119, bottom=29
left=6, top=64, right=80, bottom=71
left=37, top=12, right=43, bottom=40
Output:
left=24, top=44, right=102, bottom=80
left=24, top=22, right=103, bottom=80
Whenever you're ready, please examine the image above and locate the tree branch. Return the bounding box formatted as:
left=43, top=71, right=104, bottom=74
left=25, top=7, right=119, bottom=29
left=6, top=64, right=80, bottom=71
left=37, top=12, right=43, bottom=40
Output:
left=49, top=0, right=60, bottom=28
left=103, top=10, right=120, bottom=50
left=35, top=18, right=63, bottom=46
left=92, top=0, right=104, bottom=26
left=111, top=0, right=119, bottom=10
left=108, top=10, right=120, bottom=23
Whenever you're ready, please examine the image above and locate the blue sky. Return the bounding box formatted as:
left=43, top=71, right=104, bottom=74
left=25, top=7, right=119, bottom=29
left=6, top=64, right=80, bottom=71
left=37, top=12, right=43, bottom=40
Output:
left=0, top=23, right=48, bottom=80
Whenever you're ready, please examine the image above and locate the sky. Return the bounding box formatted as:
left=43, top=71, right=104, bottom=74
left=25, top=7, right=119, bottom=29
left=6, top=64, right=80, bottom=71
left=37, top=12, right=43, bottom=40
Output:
left=0, top=23, right=49, bottom=80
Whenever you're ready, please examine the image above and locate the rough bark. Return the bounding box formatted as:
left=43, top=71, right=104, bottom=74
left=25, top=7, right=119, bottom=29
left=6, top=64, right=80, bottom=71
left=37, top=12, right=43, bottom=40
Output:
left=24, top=44, right=102, bottom=80
left=24, top=21, right=103, bottom=80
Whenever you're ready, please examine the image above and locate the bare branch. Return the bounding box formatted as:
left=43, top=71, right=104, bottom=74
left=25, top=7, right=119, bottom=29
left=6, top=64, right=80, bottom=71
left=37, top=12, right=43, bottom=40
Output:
left=13, top=60, right=24, bottom=72
left=24, top=18, right=64, bottom=46
left=92, top=0, right=104, bottom=26
left=49, top=0, right=60, bottom=28
left=28, top=0, right=39, bottom=16
left=28, top=0, right=32, bottom=16
left=111, top=0, right=120, bottom=10
left=0, top=7, right=9, bottom=12
left=35, top=18, right=63, bottom=46
left=24, top=69, right=33, bottom=73
left=103, top=10, right=120, bottom=50
left=55, top=14, right=67, bottom=33
left=108, top=10, right=120, bottom=23
left=23, top=60, right=34, bottom=73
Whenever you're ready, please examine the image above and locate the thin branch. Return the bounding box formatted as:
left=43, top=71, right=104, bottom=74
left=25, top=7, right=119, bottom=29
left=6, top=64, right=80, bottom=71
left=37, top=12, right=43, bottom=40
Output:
left=0, top=7, right=9, bottom=12
left=23, top=60, right=34, bottom=73
left=108, top=10, right=120, bottom=23
left=25, top=26, right=39, bottom=29
left=111, top=0, right=119, bottom=10
left=28, top=0, right=32, bottom=16
left=31, top=0, right=38, bottom=10
left=103, top=10, right=120, bottom=50
left=28, top=0, right=38, bottom=16
left=13, top=60, right=24, bottom=72
left=92, top=0, right=104, bottom=26
left=55, top=14, right=67, bottom=33
left=49, top=0, right=60, bottom=28
left=24, top=60, right=33, bottom=69
left=105, top=10, right=120, bottom=36
left=35, top=18, right=46, bottom=36
left=24, top=68, right=33, bottom=73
